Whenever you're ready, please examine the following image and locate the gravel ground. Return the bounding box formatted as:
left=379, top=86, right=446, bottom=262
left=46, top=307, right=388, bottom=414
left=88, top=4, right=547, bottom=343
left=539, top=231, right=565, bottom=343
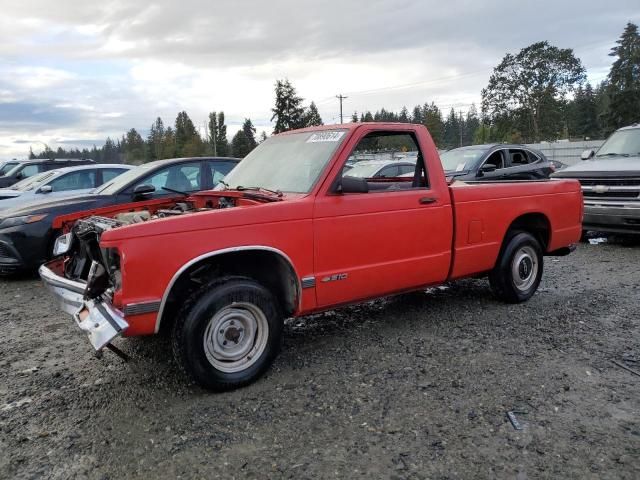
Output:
left=1, top=240, right=639, bottom=479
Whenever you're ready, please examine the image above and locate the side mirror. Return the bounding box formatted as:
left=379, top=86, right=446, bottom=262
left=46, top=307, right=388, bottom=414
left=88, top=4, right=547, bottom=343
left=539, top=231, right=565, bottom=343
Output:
left=338, top=175, right=369, bottom=194
left=38, top=185, right=53, bottom=194
left=478, top=164, right=497, bottom=176
left=15, top=172, right=24, bottom=180
left=581, top=149, right=595, bottom=160
left=132, top=184, right=155, bottom=197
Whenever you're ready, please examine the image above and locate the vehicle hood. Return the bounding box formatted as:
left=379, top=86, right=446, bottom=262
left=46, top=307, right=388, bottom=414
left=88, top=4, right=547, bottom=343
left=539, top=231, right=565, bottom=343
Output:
left=0, top=189, right=22, bottom=199
left=552, top=156, right=640, bottom=178
left=0, top=193, right=108, bottom=218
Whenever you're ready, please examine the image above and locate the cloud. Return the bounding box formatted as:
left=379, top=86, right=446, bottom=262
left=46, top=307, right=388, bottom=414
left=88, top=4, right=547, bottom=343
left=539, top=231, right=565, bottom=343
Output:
left=0, top=0, right=638, bottom=158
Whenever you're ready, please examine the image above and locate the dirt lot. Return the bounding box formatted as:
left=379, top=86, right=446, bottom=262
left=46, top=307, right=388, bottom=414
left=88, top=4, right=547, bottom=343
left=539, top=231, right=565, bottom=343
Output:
left=1, top=240, right=639, bottom=479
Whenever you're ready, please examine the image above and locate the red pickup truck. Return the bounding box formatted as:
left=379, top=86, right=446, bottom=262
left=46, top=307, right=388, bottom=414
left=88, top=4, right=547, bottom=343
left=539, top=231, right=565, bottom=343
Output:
left=40, top=123, right=583, bottom=390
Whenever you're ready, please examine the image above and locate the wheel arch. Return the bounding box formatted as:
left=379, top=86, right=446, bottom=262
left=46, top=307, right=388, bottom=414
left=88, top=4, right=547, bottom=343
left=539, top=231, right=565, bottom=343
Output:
left=504, top=212, right=551, bottom=252
left=155, top=246, right=301, bottom=334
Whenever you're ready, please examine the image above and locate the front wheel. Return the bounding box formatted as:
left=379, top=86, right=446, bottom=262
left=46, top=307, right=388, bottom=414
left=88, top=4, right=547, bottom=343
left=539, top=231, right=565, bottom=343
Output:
left=172, top=277, right=283, bottom=391
left=489, top=231, right=543, bottom=303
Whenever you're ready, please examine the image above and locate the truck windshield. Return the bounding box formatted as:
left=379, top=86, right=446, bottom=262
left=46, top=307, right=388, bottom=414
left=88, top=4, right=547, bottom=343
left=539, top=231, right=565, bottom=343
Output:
left=440, top=149, right=486, bottom=172
left=219, top=130, right=347, bottom=194
left=596, top=129, right=640, bottom=158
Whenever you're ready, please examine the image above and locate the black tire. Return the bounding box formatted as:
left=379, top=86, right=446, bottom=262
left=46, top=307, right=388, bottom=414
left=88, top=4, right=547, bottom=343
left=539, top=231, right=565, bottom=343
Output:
left=172, top=276, right=283, bottom=391
left=489, top=231, right=543, bottom=303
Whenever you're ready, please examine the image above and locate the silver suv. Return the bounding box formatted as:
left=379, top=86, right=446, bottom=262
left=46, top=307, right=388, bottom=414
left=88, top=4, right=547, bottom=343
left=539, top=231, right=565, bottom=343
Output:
left=553, top=124, right=640, bottom=234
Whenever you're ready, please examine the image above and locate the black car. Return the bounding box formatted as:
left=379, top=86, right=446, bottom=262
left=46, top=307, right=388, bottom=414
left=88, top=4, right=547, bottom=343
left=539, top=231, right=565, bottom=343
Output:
left=439, top=144, right=554, bottom=181
left=0, top=156, right=239, bottom=274
left=0, top=159, right=96, bottom=188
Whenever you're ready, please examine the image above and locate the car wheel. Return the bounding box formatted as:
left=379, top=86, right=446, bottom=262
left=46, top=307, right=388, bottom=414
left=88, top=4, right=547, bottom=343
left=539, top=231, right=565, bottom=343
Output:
left=489, top=231, right=543, bottom=303
left=172, top=276, right=283, bottom=391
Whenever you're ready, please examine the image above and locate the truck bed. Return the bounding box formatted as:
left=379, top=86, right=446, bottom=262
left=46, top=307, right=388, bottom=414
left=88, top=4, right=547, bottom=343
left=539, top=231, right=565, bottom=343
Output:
left=448, top=179, right=583, bottom=279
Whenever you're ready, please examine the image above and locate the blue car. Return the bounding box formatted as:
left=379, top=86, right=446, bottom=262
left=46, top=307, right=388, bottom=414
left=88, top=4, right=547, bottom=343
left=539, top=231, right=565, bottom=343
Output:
left=0, top=164, right=132, bottom=210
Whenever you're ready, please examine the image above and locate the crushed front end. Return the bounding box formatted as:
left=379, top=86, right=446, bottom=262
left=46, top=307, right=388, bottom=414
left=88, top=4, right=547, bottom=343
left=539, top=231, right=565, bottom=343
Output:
left=40, top=216, right=129, bottom=351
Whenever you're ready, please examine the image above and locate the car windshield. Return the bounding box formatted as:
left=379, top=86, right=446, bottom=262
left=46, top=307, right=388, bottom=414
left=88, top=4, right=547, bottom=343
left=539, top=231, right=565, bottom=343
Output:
left=440, top=149, right=486, bottom=172
left=344, top=163, right=386, bottom=178
left=596, top=129, right=640, bottom=157
left=12, top=171, right=57, bottom=191
left=94, top=164, right=150, bottom=194
left=218, top=130, right=347, bottom=194
left=0, top=162, right=19, bottom=176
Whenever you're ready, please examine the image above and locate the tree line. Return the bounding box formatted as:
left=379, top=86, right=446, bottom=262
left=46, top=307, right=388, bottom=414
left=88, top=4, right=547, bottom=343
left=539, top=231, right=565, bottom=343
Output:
left=30, top=22, right=639, bottom=161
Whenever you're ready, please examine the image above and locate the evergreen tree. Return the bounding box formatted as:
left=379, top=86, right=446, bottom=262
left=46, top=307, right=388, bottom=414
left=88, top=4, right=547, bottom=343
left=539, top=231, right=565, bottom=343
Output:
left=207, top=111, right=218, bottom=155
left=147, top=117, right=165, bottom=162
left=216, top=112, right=230, bottom=156
left=464, top=104, right=480, bottom=146
left=231, top=119, right=258, bottom=157
left=124, top=128, right=145, bottom=164
left=568, top=84, right=599, bottom=138
left=423, top=103, right=444, bottom=147
left=259, top=131, right=268, bottom=143
left=304, top=101, right=323, bottom=127
left=174, top=111, right=199, bottom=157
left=412, top=105, right=424, bottom=124
left=161, top=127, right=177, bottom=159
left=398, top=106, right=410, bottom=123
left=103, top=137, right=118, bottom=163
left=351, top=112, right=359, bottom=123
left=444, top=108, right=461, bottom=149
left=606, top=22, right=640, bottom=131
left=271, top=79, right=306, bottom=133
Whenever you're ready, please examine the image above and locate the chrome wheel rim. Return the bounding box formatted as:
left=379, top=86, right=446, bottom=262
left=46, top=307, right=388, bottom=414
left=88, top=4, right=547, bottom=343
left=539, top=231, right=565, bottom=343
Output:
left=203, top=302, right=269, bottom=373
left=511, top=246, right=538, bottom=291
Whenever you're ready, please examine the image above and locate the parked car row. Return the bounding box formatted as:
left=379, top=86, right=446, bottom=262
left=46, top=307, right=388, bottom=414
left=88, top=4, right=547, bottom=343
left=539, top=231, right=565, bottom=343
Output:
left=0, top=164, right=133, bottom=210
left=0, top=156, right=239, bottom=274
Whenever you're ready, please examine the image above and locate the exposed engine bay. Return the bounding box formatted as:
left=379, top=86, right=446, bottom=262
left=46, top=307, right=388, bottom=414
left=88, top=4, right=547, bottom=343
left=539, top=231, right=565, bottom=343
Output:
left=61, top=195, right=242, bottom=287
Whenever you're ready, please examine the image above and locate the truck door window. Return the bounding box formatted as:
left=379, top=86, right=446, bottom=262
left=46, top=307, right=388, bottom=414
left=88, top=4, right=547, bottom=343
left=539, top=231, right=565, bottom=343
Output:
left=340, top=132, right=428, bottom=191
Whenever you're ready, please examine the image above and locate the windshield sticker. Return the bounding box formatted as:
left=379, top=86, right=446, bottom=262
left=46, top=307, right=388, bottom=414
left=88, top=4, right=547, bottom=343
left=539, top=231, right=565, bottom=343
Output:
left=307, top=131, right=345, bottom=143
left=456, top=163, right=466, bottom=172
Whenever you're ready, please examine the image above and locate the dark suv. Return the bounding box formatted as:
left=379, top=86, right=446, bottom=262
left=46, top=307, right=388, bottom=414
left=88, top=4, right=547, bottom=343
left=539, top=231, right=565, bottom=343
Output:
left=0, top=159, right=95, bottom=188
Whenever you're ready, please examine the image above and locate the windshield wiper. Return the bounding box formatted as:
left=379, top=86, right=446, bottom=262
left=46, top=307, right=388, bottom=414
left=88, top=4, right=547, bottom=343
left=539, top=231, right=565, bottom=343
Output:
left=596, top=152, right=630, bottom=157
left=236, top=185, right=283, bottom=197
left=218, top=179, right=230, bottom=189
left=161, top=186, right=190, bottom=196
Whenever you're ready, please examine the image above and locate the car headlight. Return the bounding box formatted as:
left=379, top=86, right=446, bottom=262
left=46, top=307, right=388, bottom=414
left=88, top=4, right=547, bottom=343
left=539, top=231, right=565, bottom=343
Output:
left=0, top=214, right=47, bottom=229
left=53, top=232, right=74, bottom=256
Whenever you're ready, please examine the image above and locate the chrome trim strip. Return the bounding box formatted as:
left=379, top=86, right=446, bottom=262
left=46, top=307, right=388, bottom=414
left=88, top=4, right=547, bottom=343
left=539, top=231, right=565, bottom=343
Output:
left=301, top=276, right=316, bottom=289
left=39, top=264, right=86, bottom=294
left=123, top=300, right=162, bottom=316
left=154, top=246, right=301, bottom=334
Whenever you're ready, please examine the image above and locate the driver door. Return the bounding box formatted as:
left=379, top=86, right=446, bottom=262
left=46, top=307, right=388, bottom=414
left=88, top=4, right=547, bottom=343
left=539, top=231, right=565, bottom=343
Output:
left=313, top=129, right=453, bottom=307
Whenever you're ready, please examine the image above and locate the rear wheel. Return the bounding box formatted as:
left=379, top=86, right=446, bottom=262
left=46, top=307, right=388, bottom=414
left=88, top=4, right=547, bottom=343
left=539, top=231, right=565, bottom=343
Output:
left=172, top=277, right=283, bottom=391
left=489, top=231, right=543, bottom=303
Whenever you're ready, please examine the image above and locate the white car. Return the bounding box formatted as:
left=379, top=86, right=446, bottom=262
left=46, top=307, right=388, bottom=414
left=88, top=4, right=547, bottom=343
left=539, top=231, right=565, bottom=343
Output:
left=0, top=164, right=132, bottom=210
left=344, top=159, right=416, bottom=178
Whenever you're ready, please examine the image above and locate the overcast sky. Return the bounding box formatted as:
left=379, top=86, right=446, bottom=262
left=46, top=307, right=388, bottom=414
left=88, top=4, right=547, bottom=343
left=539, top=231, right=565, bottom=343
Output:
left=0, top=0, right=638, bottom=159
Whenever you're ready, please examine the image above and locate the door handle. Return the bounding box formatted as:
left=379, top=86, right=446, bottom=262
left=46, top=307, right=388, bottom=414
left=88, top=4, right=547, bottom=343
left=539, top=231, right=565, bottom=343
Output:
left=419, top=197, right=437, bottom=205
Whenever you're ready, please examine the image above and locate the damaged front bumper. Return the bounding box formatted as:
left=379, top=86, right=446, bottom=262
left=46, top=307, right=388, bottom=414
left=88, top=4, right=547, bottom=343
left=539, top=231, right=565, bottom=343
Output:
left=39, top=261, right=129, bottom=350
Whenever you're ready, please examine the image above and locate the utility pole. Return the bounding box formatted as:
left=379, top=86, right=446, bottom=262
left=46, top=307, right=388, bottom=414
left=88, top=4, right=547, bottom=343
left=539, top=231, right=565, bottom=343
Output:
left=336, top=94, right=348, bottom=124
